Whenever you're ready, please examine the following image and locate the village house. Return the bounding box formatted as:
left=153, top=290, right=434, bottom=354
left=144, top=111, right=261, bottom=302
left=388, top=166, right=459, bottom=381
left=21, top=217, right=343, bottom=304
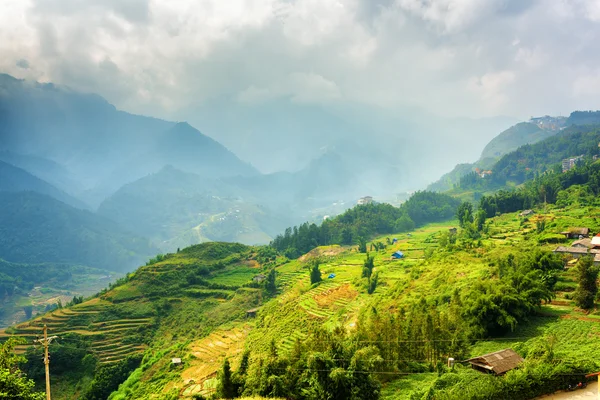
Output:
left=253, top=274, right=266, bottom=283
left=591, top=233, right=600, bottom=249
left=553, top=246, right=600, bottom=265
left=467, top=349, right=524, bottom=375
left=562, top=155, right=584, bottom=172
left=519, top=210, right=534, bottom=217
left=560, top=227, right=590, bottom=239
left=572, top=238, right=593, bottom=249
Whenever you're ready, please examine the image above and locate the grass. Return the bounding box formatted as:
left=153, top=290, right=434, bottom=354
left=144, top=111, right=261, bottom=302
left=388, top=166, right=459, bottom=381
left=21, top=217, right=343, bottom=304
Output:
left=7, top=207, right=600, bottom=400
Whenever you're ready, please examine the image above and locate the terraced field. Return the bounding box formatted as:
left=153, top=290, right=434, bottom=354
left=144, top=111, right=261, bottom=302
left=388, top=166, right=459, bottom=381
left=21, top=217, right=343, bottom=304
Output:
left=0, top=298, right=152, bottom=364
left=180, top=325, right=252, bottom=398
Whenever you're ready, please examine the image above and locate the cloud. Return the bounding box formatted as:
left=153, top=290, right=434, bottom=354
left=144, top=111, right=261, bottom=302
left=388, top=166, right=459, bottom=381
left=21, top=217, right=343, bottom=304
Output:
left=0, top=0, right=599, bottom=120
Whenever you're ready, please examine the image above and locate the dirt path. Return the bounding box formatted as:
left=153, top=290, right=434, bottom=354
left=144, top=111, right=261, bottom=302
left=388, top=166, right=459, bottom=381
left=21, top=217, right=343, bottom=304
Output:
left=535, top=381, right=598, bottom=399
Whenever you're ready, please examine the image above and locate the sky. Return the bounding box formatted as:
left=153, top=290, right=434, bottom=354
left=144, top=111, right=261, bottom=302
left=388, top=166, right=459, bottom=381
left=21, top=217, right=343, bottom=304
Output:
left=1, top=0, right=600, bottom=122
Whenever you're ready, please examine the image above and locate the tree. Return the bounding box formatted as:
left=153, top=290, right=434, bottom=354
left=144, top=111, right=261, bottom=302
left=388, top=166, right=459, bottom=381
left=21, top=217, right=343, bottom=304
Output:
left=358, top=237, right=367, bottom=253
left=456, top=202, right=474, bottom=228
left=573, top=256, right=599, bottom=309
left=310, top=260, right=322, bottom=284
left=475, top=209, right=487, bottom=232
left=362, top=254, right=375, bottom=279
left=216, top=359, right=236, bottom=399
left=0, top=338, right=44, bottom=400
left=265, top=269, right=277, bottom=294
left=368, top=272, right=379, bottom=294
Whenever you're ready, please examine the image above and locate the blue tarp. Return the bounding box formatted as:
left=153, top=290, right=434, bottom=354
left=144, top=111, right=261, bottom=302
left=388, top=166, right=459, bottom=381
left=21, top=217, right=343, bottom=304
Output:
left=328, top=273, right=336, bottom=279
left=392, top=251, right=404, bottom=259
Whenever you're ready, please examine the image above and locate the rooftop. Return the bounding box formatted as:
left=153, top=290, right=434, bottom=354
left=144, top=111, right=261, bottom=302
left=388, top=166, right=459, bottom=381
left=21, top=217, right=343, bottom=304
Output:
left=467, top=349, right=524, bottom=375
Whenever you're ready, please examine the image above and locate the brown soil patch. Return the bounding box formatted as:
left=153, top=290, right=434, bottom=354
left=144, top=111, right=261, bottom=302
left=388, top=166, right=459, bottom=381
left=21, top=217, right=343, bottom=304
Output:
left=551, top=300, right=571, bottom=306
left=243, top=260, right=260, bottom=268
left=313, top=284, right=357, bottom=308
left=560, top=314, right=600, bottom=322
left=299, top=246, right=345, bottom=262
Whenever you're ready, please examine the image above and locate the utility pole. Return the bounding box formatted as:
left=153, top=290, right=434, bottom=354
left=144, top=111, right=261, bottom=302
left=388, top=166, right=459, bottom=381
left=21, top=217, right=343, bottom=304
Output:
left=34, top=324, right=58, bottom=400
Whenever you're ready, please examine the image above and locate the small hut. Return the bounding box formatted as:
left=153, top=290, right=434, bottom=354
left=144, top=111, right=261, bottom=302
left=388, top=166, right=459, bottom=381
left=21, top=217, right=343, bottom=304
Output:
left=171, top=358, right=182, bottom=367
left=392, top=251, right=404, bottom=259
left=467, top=349, right=523, bottom=375
left=246, top=308, right=259, bottom=318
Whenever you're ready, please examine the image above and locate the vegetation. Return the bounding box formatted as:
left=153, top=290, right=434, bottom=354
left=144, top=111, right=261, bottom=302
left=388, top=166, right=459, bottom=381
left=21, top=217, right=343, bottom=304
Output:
left=271, top=192, right=459, bottom=258
left=0, top=338, right=44, bottom=400
left=459, top=124, right=600, bottom=191
left=0, top=191, right=157, bottom=271
left=7, top=127, right=600, bottom=399
left=573, top=256, right=599, bottom=309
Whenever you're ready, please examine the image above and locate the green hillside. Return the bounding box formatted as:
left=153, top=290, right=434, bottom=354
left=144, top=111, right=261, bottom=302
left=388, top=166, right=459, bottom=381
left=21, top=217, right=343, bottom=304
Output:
left=0, top=191, right=157, bottom=271
left=0, top=258, right=117, bottom=328
left=455, top=124, right=600, bottom=193
left=4, top=184, right=600, bottom=399
left=428, top=119, right=565, bottom=192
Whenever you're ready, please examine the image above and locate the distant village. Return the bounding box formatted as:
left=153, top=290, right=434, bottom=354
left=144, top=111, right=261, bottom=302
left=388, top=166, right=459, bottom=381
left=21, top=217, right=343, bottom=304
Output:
left=550, top=225, right=600, bottom=266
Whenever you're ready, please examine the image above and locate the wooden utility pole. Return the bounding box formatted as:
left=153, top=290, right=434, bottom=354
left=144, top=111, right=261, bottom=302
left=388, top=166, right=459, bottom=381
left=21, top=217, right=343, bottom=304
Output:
left=34, top=324, right=58, bottom=400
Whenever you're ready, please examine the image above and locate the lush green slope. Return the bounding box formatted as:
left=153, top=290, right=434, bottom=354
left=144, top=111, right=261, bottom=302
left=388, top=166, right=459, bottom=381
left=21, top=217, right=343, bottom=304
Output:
left=4, top=192, right=599, bottom=399
left=456, top=124, right=600, bottom=193
left=0, top=191, right=157, bottom=271
left=428, top=121, right=562, bottom=192
left=0, top=258, right=116, bottom=328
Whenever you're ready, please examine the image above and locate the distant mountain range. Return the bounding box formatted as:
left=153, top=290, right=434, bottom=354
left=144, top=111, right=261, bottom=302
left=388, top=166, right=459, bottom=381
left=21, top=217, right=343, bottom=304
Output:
left=2, top=71, right=596, bottom=278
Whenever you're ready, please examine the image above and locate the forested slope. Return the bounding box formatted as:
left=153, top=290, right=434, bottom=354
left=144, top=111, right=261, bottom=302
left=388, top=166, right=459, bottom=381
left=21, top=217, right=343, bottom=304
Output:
left=0, top=191, right=157, bottom=271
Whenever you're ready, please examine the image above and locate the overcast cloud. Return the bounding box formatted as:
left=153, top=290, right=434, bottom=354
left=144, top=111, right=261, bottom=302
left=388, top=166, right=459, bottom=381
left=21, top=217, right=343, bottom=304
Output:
left=2, top=0, right=600, bottom=121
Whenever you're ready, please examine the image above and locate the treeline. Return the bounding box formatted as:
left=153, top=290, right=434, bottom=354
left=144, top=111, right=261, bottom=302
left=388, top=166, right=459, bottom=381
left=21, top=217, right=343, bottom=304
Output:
left=0, top=259, right=100, bottom=300
left=271, top=191, right=460, bottom=258
left=479, top=158, right=600, bottom=217
left=458, top=125, right=600, bottom=190
left=215, top=249, right=563, bottom=400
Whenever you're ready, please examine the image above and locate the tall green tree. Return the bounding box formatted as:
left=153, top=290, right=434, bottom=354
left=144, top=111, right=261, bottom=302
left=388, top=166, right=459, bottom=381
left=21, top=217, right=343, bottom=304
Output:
left=456, top=202, right=474, bottom=228
left=265, top=269, right=277, bottom=294
left=0, top=338, right=44, bottom=400
left=216, top=359, right=236, bottom=399
left=309, top=260, right=322, bottom=284
left=475, top=209, right=487, bottom=232
left=358, top=237, right=367, bottom=253
left=573, top=256, right=599, bottom=309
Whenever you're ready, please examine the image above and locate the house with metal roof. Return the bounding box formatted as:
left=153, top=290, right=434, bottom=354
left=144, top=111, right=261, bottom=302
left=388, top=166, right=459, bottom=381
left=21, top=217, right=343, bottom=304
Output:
left=467, top=349, right=524, bottom=375
left=560, top=227, right=590, bottom=239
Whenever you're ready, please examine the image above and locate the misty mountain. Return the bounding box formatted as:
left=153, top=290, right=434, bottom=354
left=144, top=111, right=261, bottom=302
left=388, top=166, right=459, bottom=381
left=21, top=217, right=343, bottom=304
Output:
left=0, top=74, right=256, bottom=207
left=97, top=166, right=290, bottom=250
left=0, top=160, right=86, bottom=209
left=181, top=96, right=516, bottom=188
left=0, top=191, right=157, bottom=271
left=479, top=122, right=559, bottom=160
